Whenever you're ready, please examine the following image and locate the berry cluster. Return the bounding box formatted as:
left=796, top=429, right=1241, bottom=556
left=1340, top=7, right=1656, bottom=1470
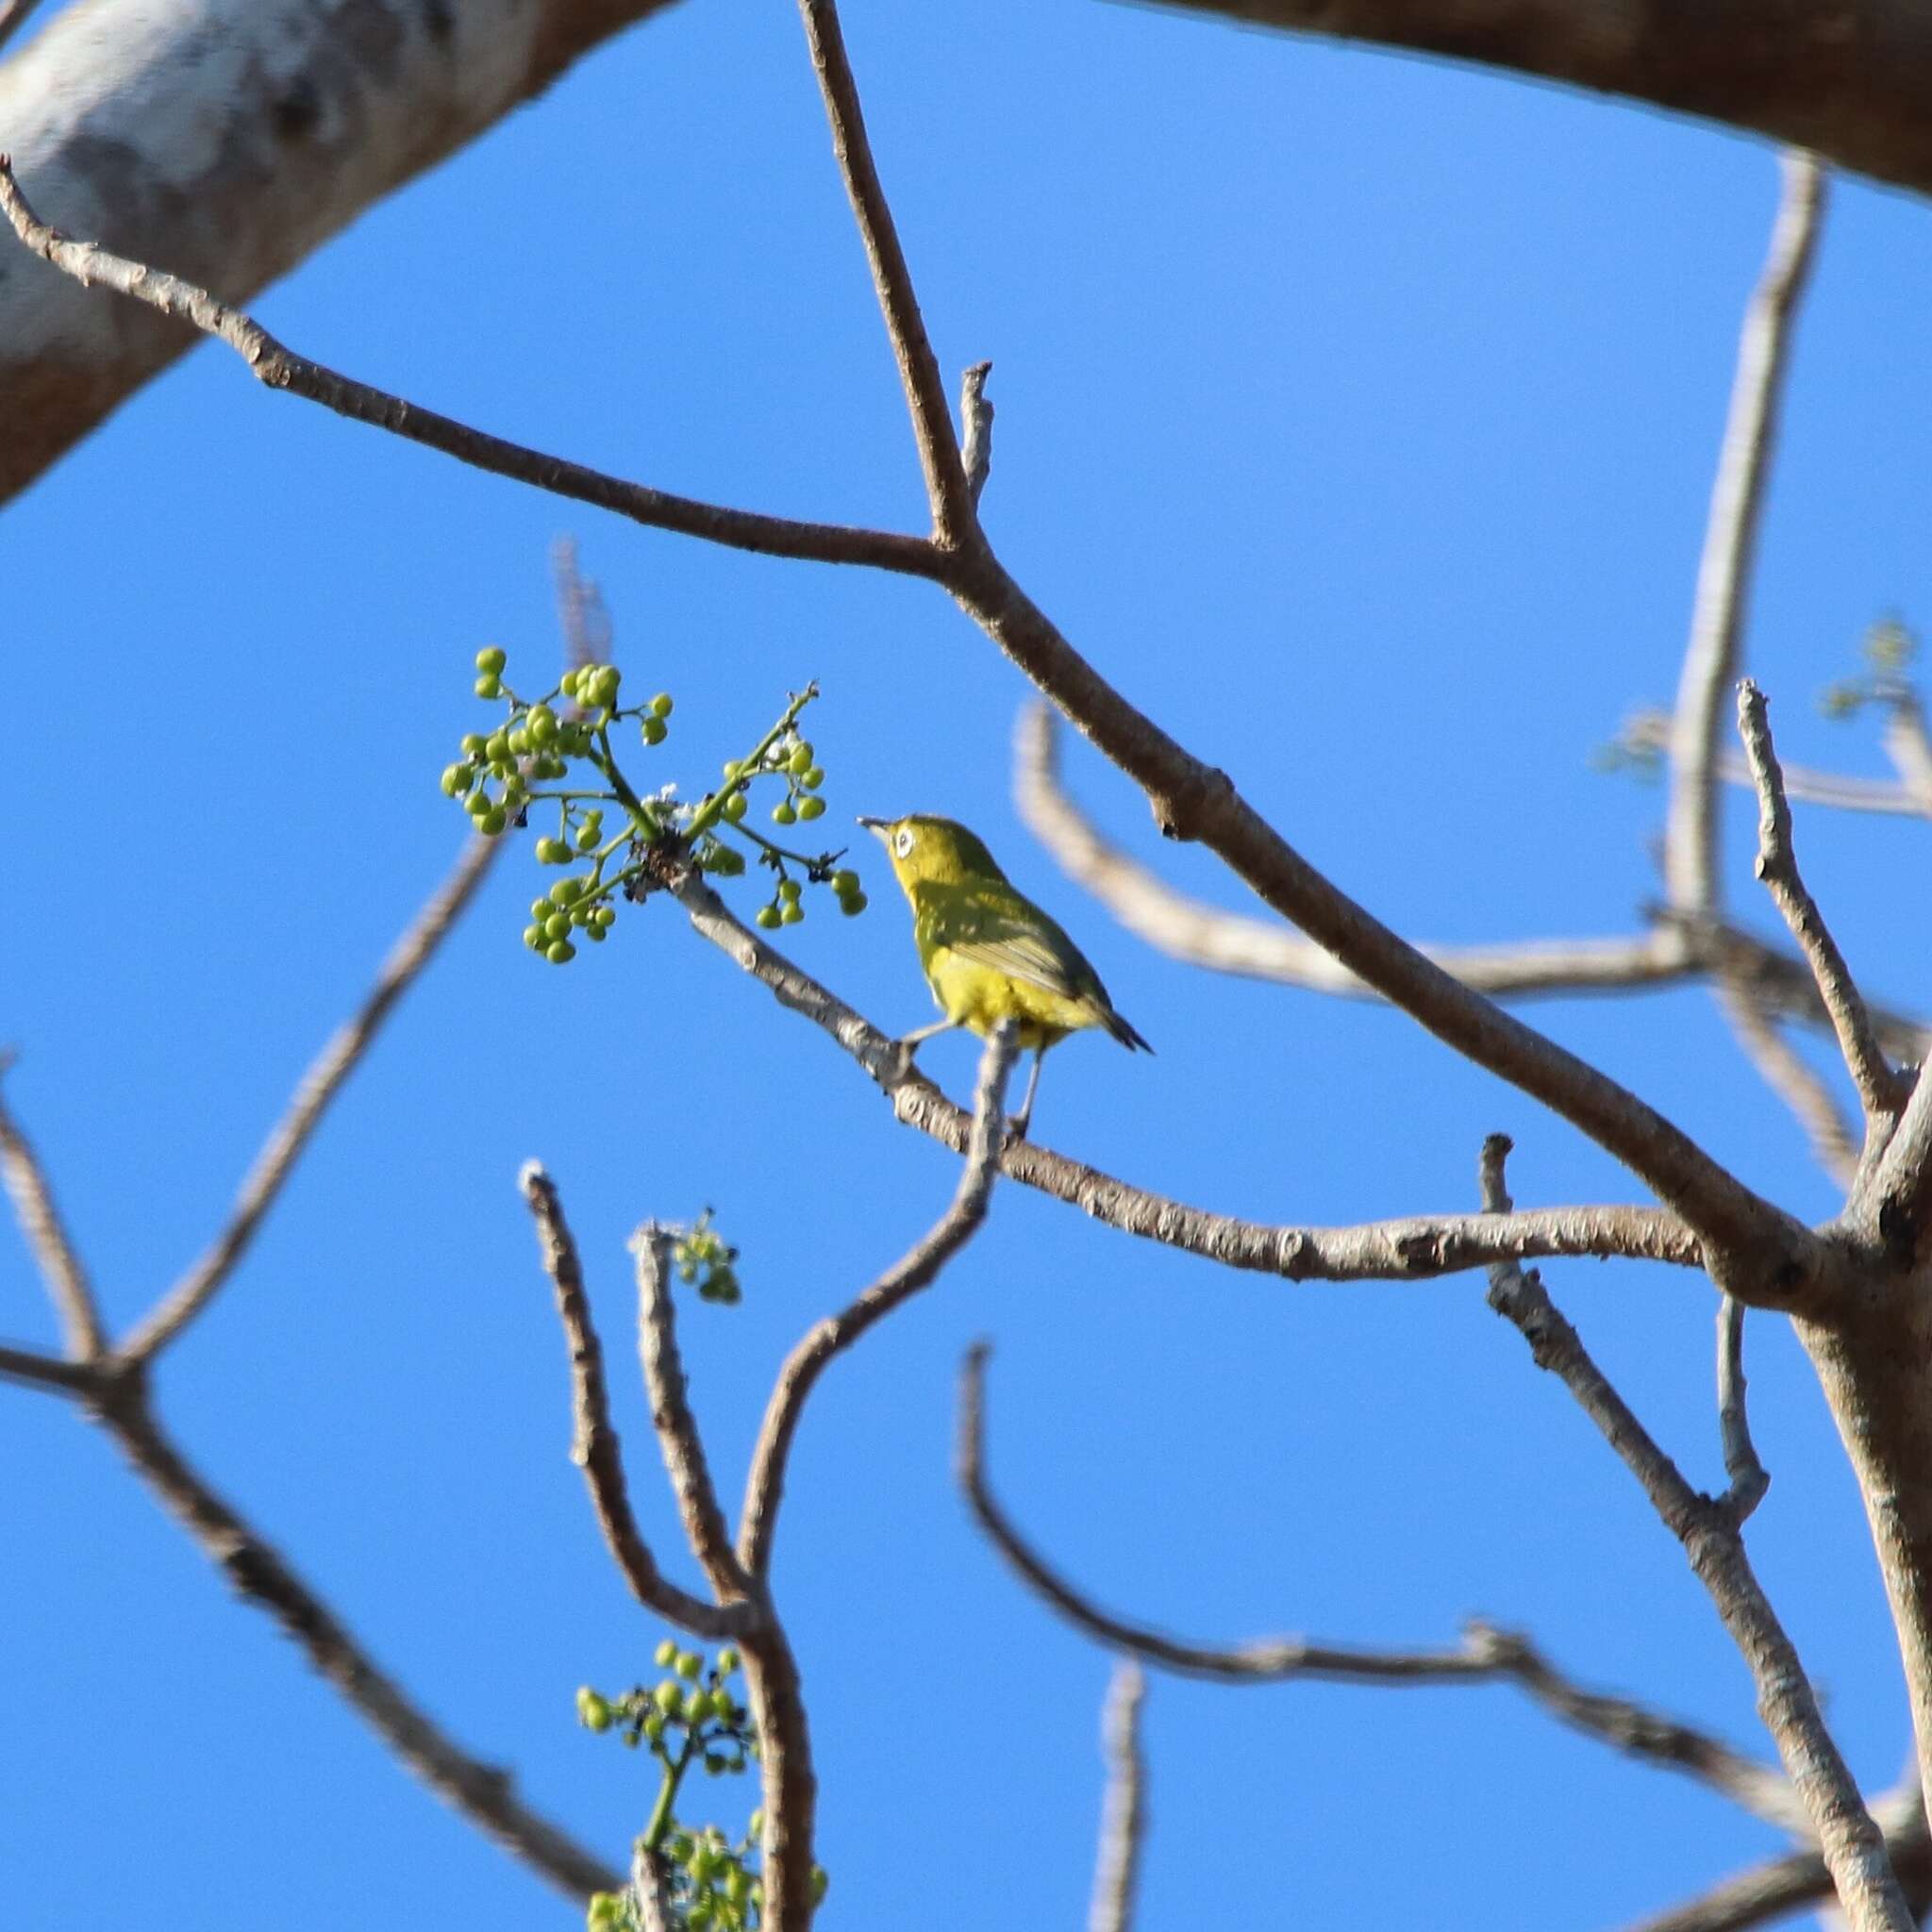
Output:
left=579, top=1643, right=827, bottom=1931
left=673, top=1211, right=741, bottom=1306
left=440, top=653, right=865, bottom=962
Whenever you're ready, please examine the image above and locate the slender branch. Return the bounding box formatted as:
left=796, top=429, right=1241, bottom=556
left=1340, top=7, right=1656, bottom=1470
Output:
left=738, top=1024, right=1018, bottom=1578
left=674, top=873, right=1710, bottom=1287
left=1737, top=680, right=1902, bottom=1125
left=1881, top=693, right=1932, bottom=813
left=1714, top=974, right=1860, bottom=1188
left=793, top=0, right=973, bottom=541
left=521, top=1165, right=747, bottom=1638
left=0, top=0, right=40, bottom=58
left=93, top=1379, right=622, bottom=1899
left=0, top=159, right=945, bottom=584
left=1088, top=1662, right=1148, bottom=1932
left=1663, top=153, right=1825, bottom=917
left=1716, top=1297, right=1770, bottom=1524
left=632, top=1228, right=747, bottom=1607
left=958, top=1345, right=1803, bottom=1831
left=1480, top=1136, right=1911, bottom=1930
left=123, top=834, right=505, bottom=1365
left=0, top=1056, right=108, bottom=1358
left=0, top=1339, right=101, bottom=1395
left=960, top=361, right=994, bottom=508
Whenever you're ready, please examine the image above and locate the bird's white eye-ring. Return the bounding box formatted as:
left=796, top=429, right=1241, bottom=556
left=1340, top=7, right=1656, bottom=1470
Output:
left=893, top=827, right=915, bottom=858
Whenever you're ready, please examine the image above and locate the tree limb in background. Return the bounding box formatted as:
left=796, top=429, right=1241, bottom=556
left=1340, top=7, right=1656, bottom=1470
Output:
left=957, top=1345, right=1807, bottom=1834
left=1480, top=1136, right=1911, bottom=1930
left=1141, top=1, right=1932, bottom=203
left=0, top=1053, right=107, bottom=1357
left=1664, top=155, right=1824, bottom=920
left=675, top=873, right=1711, bottom=1290
left=1715, top=1297, right=1770, bottom=1524
left=1088, top=1662, right=1148, bottom=1932
left=1713, top=973, right=1860, bottom=1188
left=0, top=0, right=687, bottom=501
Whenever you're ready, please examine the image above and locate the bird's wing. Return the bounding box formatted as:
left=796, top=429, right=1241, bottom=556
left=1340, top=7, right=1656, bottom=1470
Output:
left=920, top=884, right=1099, bottom=1004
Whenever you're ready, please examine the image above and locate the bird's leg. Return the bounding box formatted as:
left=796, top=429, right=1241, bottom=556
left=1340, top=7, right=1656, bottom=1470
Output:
left=889, top=1018, right=956, bottom=1083
left=1008, top=1050, right=1045, bottom=1141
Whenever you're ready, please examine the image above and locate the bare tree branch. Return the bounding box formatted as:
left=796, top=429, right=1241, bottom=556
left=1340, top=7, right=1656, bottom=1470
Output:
left=1736, top=680, right=1902, bottom=1126
left=521, top=1165, right=749, bottom=1639
left=0, top=0, right=42, bottom=59
left=1088, top=1662, right=1148, bottom=1932
left=1881, top=692, right=1932, bottom=813
left=0, top=1054, right=108, bottom=1358
left=0, top=1339, right=101, bottom=1395
left=1664, top=154, right=1825, bottom=918
left=1714, top=973, right=1860, bottom=1189
left=632, top=1228, right=749, bottom=1608
left=123, top=833, right=505, bottom=1365
left=674, top=873, right=1710, bottom=1288
left=92, top=1377, right=623, bottom=1900
left=738, top=1024, right=1018, bottom=1579
left=1480, top=1136, right=1911, bottom=1930
left=793, top=0, right=973, bottom=541
left=0, top=159, right=946, bottom=584
left=958, top=1345, right=1804, bottom=1831
left=1716, top=1297, right=1770, bottom=1524
left=960, top=360, right=994, bottom=508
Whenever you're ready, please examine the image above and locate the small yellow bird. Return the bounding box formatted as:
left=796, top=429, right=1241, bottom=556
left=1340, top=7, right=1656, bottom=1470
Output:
left=858, top=813, right=1151, bottom=1133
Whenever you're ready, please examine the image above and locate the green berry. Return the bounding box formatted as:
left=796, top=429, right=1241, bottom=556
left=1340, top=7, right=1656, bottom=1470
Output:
left=466, top=789, right=493, bottom=818
left=715, top=1645, right=740, bottom=1674
left=507, top=726, right=530, bottom=757
left=655, top=1638, right=679, bottom=1669
left=796, top=795, right=825, bottom=822
left=777, top=878, right=803, bottom=902
left=653, top=1680, right=683, bottom=1717
left=593, top=905, right=617, bottom=929
left=575, top=823, right=600, bottom=853
left=721, top=760, right=741, bottom=781
left=545, top=939, right=575, bottom=964
left=831, top=870, right=860, bottom=896
left=523, top=924, right=545, bottom=950
left=576, top=1688, right=614, bottom=1732
left=550, top=878, right=584, bottom=907
left=650, top=693, right=673, bottom=719
left=535, top=837, right=566, bottom=864
left=675, top=1651, right=702, bottom=1681
left=841, top=891, right=868, bottom=916
left=641, top=1710, right=666, bottom=1742
left=780, top=901, right=804, bottom=924
left=440, top=762, right=470, bottom=797
left=544, top=913, right=573, bottom=942
left=485, top=731, right=510, bottom=763
left=755, top=904, right=782, bottom=931
left=531, top=897, right=553, bottom=920
left=459, top=733, right=488, bottom=756
left=528, top=705, right=558, bottom=746
left=475, top=646, right=508, bottom=675
left=474, top=674, right=501, bottom=700
left=787, top=743, right=813, bottom=775
left=772, top=801, right=796, bottom=826
left=722, top=791, right=747, bottom=824
left=479, top=808, right=508, bottom=836
left=800, top=766, right=825, bottom=791
left=641, top=716, right=667, bottom=746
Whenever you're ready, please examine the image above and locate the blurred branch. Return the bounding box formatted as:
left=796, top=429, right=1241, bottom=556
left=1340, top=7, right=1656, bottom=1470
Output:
left=0, top=1054, right=107, bottom=1358
left=958, top=1345, right=1804, bottom=1831
left=1480, top=1137, right=1910, bottom=1929
left=94, top=1376, right=623, bottom=1899
left=675, top=874, right=1714, bottom=1289
left=1714, top=974, right=1860, bottom=1188
left=1736, top=681, right=1902, bottom=1126
left=124, top=834, right=505, bottom=1365
left=1664, top=154, right=1824, bottom=918
left=960, top=360, right=994, bottom=508
left=521, top=1165, right=749, bottom=1638
left=1088, top=1662, right=1148, bottom=1932
left=1715, top=1297, right=1771, bottom=1524
left=0, top=159, right=945, bottom=583
left=738, top=1024, right=1018, bottom=1578
left=0, top=0, right=42, bottom=58
left=0, top=1339, right=100, bottom=1395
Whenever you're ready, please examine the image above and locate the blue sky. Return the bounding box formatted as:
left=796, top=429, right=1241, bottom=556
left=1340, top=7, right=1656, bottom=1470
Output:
left=7, top=2, right=1932, bottom=1926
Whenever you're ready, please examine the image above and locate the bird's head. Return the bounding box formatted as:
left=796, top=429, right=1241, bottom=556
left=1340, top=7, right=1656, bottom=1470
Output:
left=858, top=814, right=1008, bottom=889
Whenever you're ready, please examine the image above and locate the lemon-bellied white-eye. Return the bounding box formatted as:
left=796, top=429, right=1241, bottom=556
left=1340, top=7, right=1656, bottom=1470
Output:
left=858, top=813, right=1151, bottom=1134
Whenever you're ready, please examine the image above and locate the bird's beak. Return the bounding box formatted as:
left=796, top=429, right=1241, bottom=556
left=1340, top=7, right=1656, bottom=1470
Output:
left=857, top=816, right=891, bottom=841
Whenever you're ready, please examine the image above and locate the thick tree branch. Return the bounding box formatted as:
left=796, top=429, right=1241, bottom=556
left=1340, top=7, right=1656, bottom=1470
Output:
left=674, top=873, right=1708, bottom=1287
left=1663, top=155, right=1824, bottom=918
left=958, top=1345, right=1803, bottom=1831
left=0, top=1339, right=101, bottom=1395
left=0, top=161, right=945, bottom=582
left=0, top=1055, right=108, bottom=1358
left=1736, top=681, right=1902, bottom=1127
left=737, top=1024, right=1017, bottom=1579
left=521, top=1165, right=749, bottom=1638
left=632, top=1229, right=749, bottom=1607
left=123, top=833, right=505, bottom=1365
left=1481, top=1138, right=1910, bottom=1930
left=1088, top=1662, right=1148, bottom=1932
left=1145, top=1, right=1932, bottom=203
left=92, top=1378, right=623, bottom=1900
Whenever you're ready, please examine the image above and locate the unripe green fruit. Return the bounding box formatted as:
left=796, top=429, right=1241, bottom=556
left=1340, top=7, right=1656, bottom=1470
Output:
left=755, top=904, right=782, bottom=930
left=800, top=766, right=825, bottom=791
left=485, top=731, right=510, bottom=763
left=831, top=870, right=860, bottom=896
left=780, top=901, right=803, bottom=924
left=545, top=939, right=575, bottom=963
left=524, top=924, right=546, bottom=950
left=475, top=646, right=508, bottom=675
left=650, top=692, right=674, bottom=718
left=675, top=1651, right=702, bottom=1681
left=545, top=913, right=573, bottom=942
left=528, top=706, right=558, bottom=745
left=787, top=743, right=813, bottom=774
left=722, top=791, right=747, bottom=824
left=796, top=795, right=825, bottom=822
left=474, top=674, right=501, bottom=699
left=460, top=733, right=488, bottom=756
left=576, top=1688, right=614, bottom=1732
left=641, top=716, right=667, bottom=746
left=441, top=763, right=470, bottom=796
left=715, top=1645, right=740, bottom=1674
left=777, top=878, right=803, bottom=901
left=772, top=801, right=796, bottom=826
left=840, top=891, right=868, bottom=915
left=653, top=1680, right=683, bottom=1716
left=655, top=1638, right=679, bottom=1668
left=480, top=808, right=508, bottom=836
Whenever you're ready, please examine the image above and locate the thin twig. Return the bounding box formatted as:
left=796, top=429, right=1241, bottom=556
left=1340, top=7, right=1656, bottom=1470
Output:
left=1480, top=1136, right=1910, bottom=1930
left=124, top=834, right=506, bottom=1364
left=521, top=1165, right=747, bottom=1638
left=793, top=0, right=974, bottom=541
left=632, top=1228, right=748, bottom=1607
left=960, top=361, right=994, bottom=508
left=94, top=1381, right=623, bottom=1899
left=674, top=873, right=1710, bottom=1288
left=1714, top=974, right=1860, bottom=1187
left=0, top=159, right=945, bottom=585
left=0, top=1056, right=108, bottom=1358
left=0, top=0, right=40, bottom=58
left=1716, top=1297, right=1770, bottom=1523
left=1088, top=1662, right=1148, bottom=1932
left=1663, top=153, right=1825, bottom=916
left=1737, top=680, right=1901, bottom=1125
left=958, top=1346, right=1803, bottom=1830
left=738, top=1023, right=1018, bottom=1578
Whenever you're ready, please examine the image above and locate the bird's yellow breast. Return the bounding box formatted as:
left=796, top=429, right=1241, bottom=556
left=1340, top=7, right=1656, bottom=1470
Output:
left=924, top=945, right=1087, bottom=1051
